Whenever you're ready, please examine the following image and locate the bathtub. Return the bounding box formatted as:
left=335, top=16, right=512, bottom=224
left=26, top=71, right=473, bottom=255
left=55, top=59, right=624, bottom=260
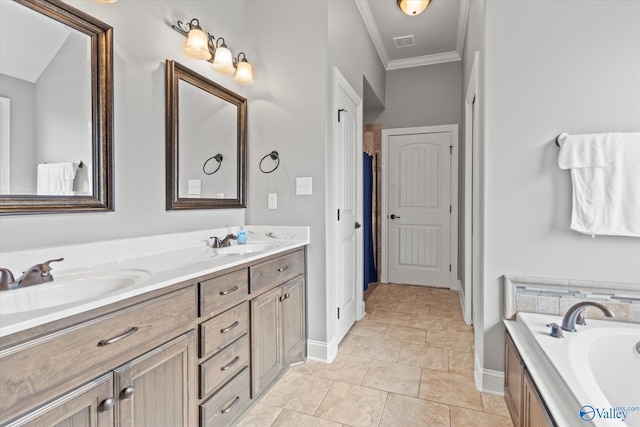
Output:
left=504, top=312, right=640, bottom=427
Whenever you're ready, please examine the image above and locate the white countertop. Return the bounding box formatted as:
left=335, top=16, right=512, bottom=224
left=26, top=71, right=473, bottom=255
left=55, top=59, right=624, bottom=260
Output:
left=0, top=226, right=310, bottom=338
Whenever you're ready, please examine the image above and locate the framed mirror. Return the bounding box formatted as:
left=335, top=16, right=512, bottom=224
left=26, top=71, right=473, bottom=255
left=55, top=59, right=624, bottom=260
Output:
left=165, top=60, right=247, bottom=210
left=0, top=0, right=114, bottom=215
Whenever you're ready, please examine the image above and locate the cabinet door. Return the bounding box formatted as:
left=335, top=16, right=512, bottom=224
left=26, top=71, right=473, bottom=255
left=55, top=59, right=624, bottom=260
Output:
left=115, top=331, right=196, bottom=427
left=5, top=374, right=114, bottom=427
left=282, top=276, right=306, bottom=365
left=523, top=372, right=554, bottom=427
left=505, top=333, right=524, bottom=427
left=250, top=286, right=283, bottom=398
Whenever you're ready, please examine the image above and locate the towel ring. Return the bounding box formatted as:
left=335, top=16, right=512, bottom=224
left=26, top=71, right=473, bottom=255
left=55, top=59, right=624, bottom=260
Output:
left=259, top=151, right=280, bottom=174
left=203, top=154, right=223, bottom=175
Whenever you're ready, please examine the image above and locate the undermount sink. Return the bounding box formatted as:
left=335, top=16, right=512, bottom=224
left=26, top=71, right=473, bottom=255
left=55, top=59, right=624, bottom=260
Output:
left=214, top=242, right=282, bottom=255
left=0, top=268, right=152, bottom=315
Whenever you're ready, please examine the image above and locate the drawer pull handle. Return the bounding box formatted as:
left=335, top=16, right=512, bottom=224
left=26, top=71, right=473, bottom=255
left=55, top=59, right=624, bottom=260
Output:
left=219, top=285, right=240, bottom=296
left=277, top=265, right=289, bottom=272
left=98, top=326, right=139, bottom=346
left=221, top=356, right=240, bottom=371
left=100, top=397, right=116, bottom=411
left=121, top=386, right=135, bottom=399
left=221, top=396, right=240, bottom=414
left=220, top=321, right=239, bottom=334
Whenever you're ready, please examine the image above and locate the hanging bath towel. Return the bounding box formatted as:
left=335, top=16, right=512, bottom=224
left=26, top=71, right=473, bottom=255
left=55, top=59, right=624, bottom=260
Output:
left=557, top=132, right=640, bottom=237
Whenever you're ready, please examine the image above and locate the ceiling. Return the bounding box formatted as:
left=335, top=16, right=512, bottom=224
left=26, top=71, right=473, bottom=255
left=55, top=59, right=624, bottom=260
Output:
left=355, top=0, right=469, bottom=70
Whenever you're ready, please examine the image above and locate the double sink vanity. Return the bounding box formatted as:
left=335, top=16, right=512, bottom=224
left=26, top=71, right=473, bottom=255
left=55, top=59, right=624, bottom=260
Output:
left=0, top=226, right=309, bottom=426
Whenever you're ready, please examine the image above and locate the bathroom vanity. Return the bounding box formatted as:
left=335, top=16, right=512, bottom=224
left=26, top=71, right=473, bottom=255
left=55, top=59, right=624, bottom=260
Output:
left=0, top=227, right=309, bottom=426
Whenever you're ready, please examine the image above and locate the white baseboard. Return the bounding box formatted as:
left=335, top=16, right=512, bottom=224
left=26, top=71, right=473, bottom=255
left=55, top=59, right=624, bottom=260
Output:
left=307, top=338, right=337, bottom=364
left=474, top=353, right=504, bottom=395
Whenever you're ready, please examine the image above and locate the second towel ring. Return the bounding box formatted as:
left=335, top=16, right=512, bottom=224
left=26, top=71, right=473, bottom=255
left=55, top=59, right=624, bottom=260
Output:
left=203, top=153, right=223, bottom=175
left=259, top=151, right=280, bottom=174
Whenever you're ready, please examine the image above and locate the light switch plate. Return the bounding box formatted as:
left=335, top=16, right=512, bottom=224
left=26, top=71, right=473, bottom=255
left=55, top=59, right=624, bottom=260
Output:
left=296, top=177, right=313, bottom=195
left=188, top=179, right=201, bottom=195
left=268, top=193, right=277, bottom=209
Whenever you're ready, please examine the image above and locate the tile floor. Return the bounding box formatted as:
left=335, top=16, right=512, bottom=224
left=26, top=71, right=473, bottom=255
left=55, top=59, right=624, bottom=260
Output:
left=237, top=284, right=514, bottom=427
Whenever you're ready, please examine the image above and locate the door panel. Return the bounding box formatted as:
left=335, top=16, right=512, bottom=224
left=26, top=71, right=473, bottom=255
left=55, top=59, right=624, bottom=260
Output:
left=115, top=332, right=195, bottom=427
left=388, top=132, right=451, bottom=286
left=334, top=79, right=359, bottom=343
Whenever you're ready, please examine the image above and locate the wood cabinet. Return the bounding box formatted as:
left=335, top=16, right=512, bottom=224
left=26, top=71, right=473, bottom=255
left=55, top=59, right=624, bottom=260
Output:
left=505, top=333, right=555, bottom=427
left=5, top=332, right=195, bottom=427
left=523, top=371, right=554, bottom=427
left=250, top=274, right=306, bottom=398
left=1, top=246, right=307, bottom=427
left=250, top=286, right=283, bottom=397
left=3, top=374, right=115, bottom=427
left=115, top=332, right=196, bottom=427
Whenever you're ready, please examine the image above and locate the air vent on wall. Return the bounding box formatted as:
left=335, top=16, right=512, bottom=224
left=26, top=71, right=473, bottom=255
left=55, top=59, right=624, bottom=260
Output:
left=393, top=35, right=415, bottom=48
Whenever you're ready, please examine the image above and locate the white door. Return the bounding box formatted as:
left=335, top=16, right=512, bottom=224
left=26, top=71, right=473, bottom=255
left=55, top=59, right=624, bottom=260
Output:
left=387, top=131, right=451, bottom=287
left=333, top=71, right=362, bottom=343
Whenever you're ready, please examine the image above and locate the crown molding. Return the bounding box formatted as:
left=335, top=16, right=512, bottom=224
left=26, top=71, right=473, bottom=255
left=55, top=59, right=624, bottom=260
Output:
left=354, top=0, right=389, bottom=68
left=387, top=50, right=461, bottom=70
left=355, top=0, right=466, bottom=71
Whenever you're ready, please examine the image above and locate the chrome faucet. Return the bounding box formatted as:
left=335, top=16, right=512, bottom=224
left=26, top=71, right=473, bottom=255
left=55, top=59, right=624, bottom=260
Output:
left=209, top=234, right=237, bottom=248
left=0, top=258, right=64, bottom=291
left=561, top=301, right=615, bottom=332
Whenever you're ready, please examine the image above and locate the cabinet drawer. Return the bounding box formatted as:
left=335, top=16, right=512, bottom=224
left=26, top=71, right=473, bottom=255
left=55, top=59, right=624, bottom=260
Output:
left=200, top=367, right=251, bottom=427
left=200, top=334, right=249, bottom=399
left=0, top=286, right=196, bottom=422
left=250, top=250, right=304, bottom=293
left=200, top=302, right=249, bottom=358
left=199, top=269, right=248, bottom=316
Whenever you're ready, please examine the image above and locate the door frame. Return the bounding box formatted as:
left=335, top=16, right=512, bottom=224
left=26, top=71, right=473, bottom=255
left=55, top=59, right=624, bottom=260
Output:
left=324, top=67, right=364, bottom=362
left=381, top=124, right=459, bottom=290
left=0, top=97, right=10, bottom=193
left=462, top=51, right=480, bottom=325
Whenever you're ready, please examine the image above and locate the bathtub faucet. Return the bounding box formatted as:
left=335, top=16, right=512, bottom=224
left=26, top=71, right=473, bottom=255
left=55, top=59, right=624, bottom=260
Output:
left=561, top=301, right=615, bottom=332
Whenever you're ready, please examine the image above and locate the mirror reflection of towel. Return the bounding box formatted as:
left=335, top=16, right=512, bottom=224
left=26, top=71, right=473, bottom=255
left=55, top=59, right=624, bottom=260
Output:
left=37, top=163, right=77, bottom=195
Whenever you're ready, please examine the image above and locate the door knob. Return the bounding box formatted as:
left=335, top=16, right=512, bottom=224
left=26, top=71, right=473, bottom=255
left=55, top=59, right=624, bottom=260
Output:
left=390, top=214, right=401, bottom=219
left=355, top=222, right=362, bottom=229
left=100, top=397, right=115, bottom=411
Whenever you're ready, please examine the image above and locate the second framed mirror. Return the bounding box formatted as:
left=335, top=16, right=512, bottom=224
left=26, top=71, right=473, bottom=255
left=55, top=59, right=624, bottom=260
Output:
left=165, top=60, right=247, bottom=210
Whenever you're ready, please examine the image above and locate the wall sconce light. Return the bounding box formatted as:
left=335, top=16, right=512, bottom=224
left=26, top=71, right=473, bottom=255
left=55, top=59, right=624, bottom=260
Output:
left=171, top=19, right=255, bottom=86
left=397, top=0, right=431, bottom=16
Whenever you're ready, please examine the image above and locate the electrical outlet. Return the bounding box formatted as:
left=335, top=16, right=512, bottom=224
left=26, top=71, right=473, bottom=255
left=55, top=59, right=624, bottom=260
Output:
left=268, top=193, right=277, bottom=209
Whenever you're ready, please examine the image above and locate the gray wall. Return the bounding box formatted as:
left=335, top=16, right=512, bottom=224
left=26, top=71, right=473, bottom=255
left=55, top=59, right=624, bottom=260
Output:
left=481, top=0, right=640, bottom=373
left=0, top=74, right=36, bottom=193
left=0, top=0, right=246, bottom=252
left=244, top=0, right=385, bottom=347
left=381, top=61, right=462, bottom=129
left=244, top=0, right=329, bottom=343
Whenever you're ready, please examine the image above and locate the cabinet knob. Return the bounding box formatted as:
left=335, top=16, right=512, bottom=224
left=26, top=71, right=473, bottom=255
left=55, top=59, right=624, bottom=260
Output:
left=101, top=397, right=116, bottom=411
left=121, top=386, right=135, bottom=399
left=277, top=265, right=289, bottom=272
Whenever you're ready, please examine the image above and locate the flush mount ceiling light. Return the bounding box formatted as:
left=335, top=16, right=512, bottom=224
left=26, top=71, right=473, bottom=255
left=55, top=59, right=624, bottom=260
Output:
left=171, top=19, right=255, bottom=86
left=397, top=0, right=431, bottom=16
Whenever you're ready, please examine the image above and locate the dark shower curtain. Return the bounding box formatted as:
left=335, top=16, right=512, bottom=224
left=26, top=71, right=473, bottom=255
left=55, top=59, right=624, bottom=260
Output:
left=363, top=152, right=377, bottom=291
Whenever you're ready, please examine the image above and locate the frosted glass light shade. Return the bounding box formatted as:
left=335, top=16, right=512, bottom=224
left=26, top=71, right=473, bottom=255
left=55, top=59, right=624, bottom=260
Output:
left=95, top=0, right=118, bottom=3
left=212, top=46, right=235, bottom=74
left=234, top=60, right=254, bottom=86
left=184, top=27, right=211, bottom=60
left=397, top=0, right=430, bottom=16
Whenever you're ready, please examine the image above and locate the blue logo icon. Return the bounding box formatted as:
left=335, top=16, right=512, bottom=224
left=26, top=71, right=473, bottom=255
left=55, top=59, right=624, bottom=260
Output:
left=580, top=406, right=596, bottom=422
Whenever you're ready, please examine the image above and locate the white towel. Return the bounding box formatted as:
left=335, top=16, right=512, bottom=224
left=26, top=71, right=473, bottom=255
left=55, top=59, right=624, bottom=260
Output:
left=557, top=132, right=640, bottom=237
left=37, top=163, right=77, bottom=195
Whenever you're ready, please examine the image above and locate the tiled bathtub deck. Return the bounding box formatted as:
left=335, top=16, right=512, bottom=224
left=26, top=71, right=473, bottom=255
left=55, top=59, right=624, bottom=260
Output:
left=237, top=284, right=514, bottom=427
